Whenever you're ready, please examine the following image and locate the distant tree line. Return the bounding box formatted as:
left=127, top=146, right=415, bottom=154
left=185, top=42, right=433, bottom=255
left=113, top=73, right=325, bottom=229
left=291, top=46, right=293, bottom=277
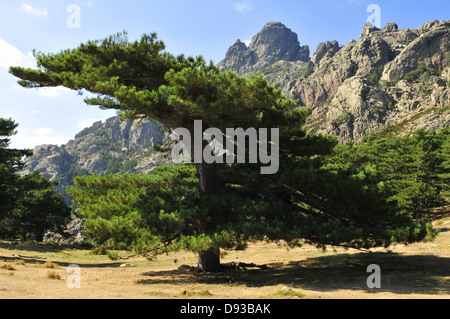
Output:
left=0, top=118, right=71, bottom=241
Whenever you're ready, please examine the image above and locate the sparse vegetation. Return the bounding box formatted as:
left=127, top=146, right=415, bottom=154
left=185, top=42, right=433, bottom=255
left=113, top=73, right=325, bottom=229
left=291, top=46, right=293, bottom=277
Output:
left=435, top=106, right=450, bottom=115
left=2, top=264, right=15, bottom=271
left=1, top=230, right=449, bottom=299
left=107, top=251, right=120, bottom=261
left=269, top=288, right=308, bottom=299
left=332, top=111, right=351, bottom=126
left=388, top=101, right=397, bottom=111
left=380, top=80, right=397, bottom=88
left=44, top=261, right=56, bottom=269
left=444, top=52, right=450, bottom=67
left=403, top=63, right=436, bottom=84
left=367, top=65, right=385, bottom=86
left=91, top=246, right=108, bottom=255
left=181, top=289, right=213, bottom=297
left=46, top=270, right=61, bottom=280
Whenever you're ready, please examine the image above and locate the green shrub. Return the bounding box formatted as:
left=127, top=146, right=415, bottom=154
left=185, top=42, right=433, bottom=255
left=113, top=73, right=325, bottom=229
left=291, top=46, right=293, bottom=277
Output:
left=107, top=251, right=119, bottom=261
left=270, top=288, right=308, bottom=299
left=91, top=246, right=108, bottom=255
left=403, top=63, right=435, bottom=83
left=435, top=106, right=450, bottom=115
left=367, top=65, right=384, bottom=86
left=444, top=52, right=450, bottom=67
left=381, top=80, right=397, bottom=88
left=332, top=111, right=351, bottom=126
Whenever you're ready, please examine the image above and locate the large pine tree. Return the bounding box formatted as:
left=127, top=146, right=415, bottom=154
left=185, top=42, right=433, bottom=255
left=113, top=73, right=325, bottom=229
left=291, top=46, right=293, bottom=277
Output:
left=10, top=32, right=437, bottom=271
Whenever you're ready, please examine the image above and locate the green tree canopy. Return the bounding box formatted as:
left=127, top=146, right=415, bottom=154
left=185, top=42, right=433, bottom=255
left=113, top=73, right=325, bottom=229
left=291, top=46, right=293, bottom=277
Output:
left=329, top=127, right=450, bottom=215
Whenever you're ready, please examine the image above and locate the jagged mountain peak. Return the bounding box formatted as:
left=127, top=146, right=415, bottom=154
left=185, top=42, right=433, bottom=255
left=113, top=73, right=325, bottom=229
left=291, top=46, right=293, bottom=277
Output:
left=218, top=21, right=310, bottom=75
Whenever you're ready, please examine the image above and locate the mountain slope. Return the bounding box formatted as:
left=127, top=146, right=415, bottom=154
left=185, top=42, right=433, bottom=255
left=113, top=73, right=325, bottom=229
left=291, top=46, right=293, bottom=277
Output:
left=220, top=20, right=450, bottom=143
left=20, top=116, right=169, bottom=204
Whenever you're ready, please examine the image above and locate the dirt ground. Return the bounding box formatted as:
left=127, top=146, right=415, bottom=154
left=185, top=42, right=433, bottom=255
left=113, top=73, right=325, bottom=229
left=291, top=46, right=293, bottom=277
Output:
left=1, top=213, right=449, bottom=299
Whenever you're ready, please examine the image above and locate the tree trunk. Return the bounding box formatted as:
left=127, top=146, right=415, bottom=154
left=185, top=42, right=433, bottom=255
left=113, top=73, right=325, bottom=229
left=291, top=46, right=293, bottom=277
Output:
left=35, top=232, right=44, bottom=243
left=195, top=163, right=224, bottom=194
left=197, top=246, right=221, bottom=272
left=194, top=163, right=224, bottom=271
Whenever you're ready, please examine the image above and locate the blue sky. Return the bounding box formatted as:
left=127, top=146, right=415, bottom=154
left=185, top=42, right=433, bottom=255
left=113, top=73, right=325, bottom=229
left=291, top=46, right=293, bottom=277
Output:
left=0, top=0, right=449, bottom=149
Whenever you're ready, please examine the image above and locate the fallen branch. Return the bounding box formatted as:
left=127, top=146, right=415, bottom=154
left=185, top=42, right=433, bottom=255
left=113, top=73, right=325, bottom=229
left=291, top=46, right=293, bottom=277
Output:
left=221, top=262, right=269, bottom=271
left=178, top=262, right=270, bottom=273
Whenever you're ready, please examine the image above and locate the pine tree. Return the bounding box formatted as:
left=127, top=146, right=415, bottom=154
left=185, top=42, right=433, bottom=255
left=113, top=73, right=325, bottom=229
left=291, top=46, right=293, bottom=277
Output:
left=7, top=172, right=72, bottom=241
left=329, top=127, right=449, bottom=217
left=0, top=118, right=32, bottom=219
left=11, top=33, right=437, bottom=270
left=0, top=118, right=71, bottom=241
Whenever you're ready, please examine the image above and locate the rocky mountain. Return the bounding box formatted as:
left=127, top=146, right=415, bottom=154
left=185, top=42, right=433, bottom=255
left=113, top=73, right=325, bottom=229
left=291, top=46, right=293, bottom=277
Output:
left=21, top=116, right=169, bottom=204
left=218, top=22, right=310, bottom=75
left=220, top=20, right=450, bottom=143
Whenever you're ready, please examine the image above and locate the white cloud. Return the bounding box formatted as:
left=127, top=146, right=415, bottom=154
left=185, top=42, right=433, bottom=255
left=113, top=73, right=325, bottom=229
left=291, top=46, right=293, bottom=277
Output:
left=10, top=128, right=70, bottom=149
left=34, top=127, right=55, bottom=136
left=19, top=3, right=48, bottom=17
left=0, top=38, right=35, bottom=69
left=233, top=1, right=253, bottom=13
left=38, top=87, right=72, bottom=98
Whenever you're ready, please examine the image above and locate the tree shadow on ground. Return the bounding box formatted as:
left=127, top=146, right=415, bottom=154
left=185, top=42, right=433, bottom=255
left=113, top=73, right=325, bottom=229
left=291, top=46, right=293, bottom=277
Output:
left=0, top=241, right=82, bottom=254
left=0, top=254, right=123, bottom=268
left=136, top=252, right=450, bottom=296
left=0, top=241, right=123, bottom=268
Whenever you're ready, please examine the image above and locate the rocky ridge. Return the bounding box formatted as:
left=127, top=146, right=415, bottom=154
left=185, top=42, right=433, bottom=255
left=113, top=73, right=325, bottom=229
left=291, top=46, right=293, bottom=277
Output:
left=220, top=20, right=450, bottom=143
left=21, top=116, right=169, bottom=204
left=218, top=22, right=310, bottom=75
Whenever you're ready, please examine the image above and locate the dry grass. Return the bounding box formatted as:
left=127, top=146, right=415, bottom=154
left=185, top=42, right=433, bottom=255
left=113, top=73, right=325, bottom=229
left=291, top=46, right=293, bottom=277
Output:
left=46, top=270, right=61, bottom=280
left=43, top=261, right=57, bottom=269
left=0, top=214, right=449, bottom=299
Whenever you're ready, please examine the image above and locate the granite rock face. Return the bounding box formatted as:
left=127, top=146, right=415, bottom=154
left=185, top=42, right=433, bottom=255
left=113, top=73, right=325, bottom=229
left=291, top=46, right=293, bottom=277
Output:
left=218, top=22, right=310, bottom=76
left=219, top=20, right=450, bottom=144
left=21, top=116, right=168, bottom=204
